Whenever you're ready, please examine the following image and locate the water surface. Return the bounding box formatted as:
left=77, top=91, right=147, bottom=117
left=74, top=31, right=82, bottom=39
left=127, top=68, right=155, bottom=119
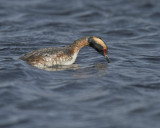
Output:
left=0, top=0, right=160, bottom=128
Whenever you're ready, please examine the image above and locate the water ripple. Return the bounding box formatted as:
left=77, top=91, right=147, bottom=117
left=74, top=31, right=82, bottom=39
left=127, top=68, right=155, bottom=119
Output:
left=0, top=0, right=160, bottom=128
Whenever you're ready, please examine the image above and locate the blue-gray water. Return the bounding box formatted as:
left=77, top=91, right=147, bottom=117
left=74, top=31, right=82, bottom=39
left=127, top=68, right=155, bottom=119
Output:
left=0, top=0, right=160, bottom=128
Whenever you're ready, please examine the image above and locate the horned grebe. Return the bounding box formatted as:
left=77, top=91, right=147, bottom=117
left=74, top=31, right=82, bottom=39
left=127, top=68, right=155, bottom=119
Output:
left=20, top=36, right=110, bottom=69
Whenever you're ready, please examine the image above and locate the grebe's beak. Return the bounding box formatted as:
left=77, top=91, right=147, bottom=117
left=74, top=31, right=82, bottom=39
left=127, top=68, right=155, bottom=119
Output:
left=105, top=54, right=110, bottom=63
left=104, top=48, right=110, bottom=63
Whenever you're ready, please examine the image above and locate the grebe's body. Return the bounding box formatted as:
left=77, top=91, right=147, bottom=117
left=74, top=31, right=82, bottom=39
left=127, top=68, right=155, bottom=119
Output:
left=20, top=36, right=110, bottom=68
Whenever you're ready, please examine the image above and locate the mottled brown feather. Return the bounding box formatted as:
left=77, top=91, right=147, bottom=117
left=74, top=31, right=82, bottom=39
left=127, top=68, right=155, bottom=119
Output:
left=20, top=36, right=109, bottom=69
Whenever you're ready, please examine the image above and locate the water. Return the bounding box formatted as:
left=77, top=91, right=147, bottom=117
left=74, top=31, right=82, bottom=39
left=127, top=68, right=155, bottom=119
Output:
left=0, top=0, right=160, bottom=128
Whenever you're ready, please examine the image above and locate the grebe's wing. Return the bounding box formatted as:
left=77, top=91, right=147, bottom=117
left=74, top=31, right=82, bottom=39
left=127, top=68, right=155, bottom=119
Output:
left=19, top=47, right=68, bottom=61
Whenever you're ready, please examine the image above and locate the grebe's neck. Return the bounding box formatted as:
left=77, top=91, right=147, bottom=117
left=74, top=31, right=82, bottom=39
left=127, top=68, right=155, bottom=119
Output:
left=68, top=37, right=89, bottom=54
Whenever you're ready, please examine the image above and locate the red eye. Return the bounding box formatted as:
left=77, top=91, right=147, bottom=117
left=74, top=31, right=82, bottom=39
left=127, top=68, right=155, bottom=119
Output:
left=104, top=48, right=106, bottom=55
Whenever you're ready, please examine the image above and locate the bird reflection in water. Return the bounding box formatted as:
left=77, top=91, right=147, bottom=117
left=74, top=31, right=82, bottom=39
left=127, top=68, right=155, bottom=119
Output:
left=36, top=64, right=79, bottom=71
left=28, top=62, right=107, bottom=72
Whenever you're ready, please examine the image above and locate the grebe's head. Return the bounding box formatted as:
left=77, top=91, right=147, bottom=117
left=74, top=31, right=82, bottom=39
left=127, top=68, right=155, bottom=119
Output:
left=88, top=36, right=110, bottom=63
